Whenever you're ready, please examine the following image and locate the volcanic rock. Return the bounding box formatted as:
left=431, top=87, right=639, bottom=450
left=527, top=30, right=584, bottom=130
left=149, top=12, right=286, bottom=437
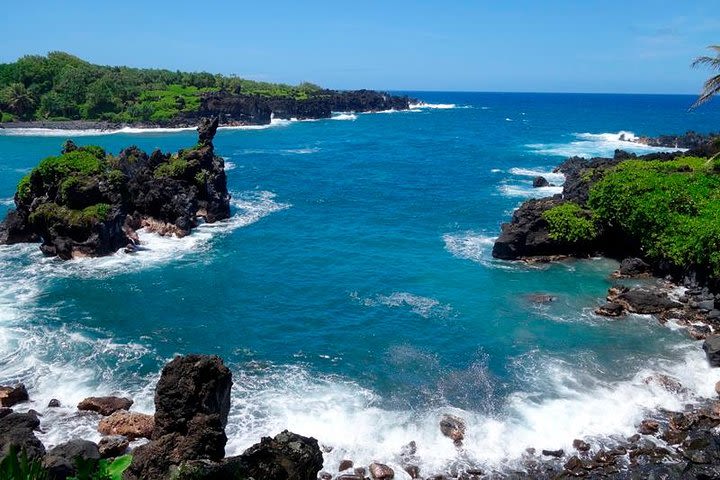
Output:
left=97, top=435, right=129, bottom=458
left=0, top=384, right=28, bottom=408
left=77, top=396, right=133, bottom=416
left=439, top=414, right=466, bottom=445
left=0, top=411, right=45, bottom=460
left=97, top=411, right=153, bottom=439
left=43, top=439, right=100, bottom=480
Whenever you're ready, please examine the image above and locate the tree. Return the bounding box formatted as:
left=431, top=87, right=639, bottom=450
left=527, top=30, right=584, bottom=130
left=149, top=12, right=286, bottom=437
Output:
left=0, top=83, right=35, bottom=119
left=691, top=45, right=720, bottom=109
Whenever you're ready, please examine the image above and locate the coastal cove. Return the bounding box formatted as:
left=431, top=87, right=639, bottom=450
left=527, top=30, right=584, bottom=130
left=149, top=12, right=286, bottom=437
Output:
left=3, top=92, right=720, bottom=477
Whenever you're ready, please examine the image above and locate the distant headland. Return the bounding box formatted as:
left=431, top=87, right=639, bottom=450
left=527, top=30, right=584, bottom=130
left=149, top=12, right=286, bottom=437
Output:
left=0, top=52, right=413, bottom=129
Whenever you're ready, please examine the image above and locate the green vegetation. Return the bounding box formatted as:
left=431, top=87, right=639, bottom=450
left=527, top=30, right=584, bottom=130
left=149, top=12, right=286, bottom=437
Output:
left=0, top=447, right=48, bottom=480
left=542, top=202, right=598, bottom=243
left=154, top=158, right=189, bottom=179
left=588, top=156, right=720, bottom=275
left=0, top=447, right=131, bottom=480
left=29, top=202, right=112, bottom=228
left=0, top=52, right=323, bottom=122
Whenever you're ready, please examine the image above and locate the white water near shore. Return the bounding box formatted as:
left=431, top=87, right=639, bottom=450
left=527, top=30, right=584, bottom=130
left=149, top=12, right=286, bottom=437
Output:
left=527, top=131, right=687, bottom=158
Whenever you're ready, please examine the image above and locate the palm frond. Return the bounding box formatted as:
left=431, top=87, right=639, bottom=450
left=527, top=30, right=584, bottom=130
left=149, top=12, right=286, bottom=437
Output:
left=691, top=74, right=720, bottom=109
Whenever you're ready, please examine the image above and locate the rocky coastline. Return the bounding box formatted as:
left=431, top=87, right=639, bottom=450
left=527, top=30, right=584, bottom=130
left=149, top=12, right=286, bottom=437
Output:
left=0, top=117, right=231, bottom=259
left=0, top=90, right=413, bottom=132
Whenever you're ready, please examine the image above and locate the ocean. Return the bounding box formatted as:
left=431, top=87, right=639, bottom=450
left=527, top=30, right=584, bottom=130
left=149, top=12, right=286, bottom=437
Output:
left=1, top=92, right=720, bottom=475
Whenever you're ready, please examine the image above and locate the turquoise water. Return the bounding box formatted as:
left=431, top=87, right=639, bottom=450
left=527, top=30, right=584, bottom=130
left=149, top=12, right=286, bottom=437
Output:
left=1, top=93, right=720, bottom=474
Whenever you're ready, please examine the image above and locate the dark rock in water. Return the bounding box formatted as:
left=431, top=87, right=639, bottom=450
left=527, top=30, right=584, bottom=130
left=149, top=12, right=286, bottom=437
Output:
left=77, top=396, right=133, bottom=416
left=153, top=354, right=232, bottom=439
left=97, top=411, right=154, bottom=439
left=404, top=465, right=421, bottom=479
left=318, top=471, right=332, bottom=480
left=48, top=399, right=61, bottom=408
left=439, top=414, right=466, bottom=445
left=400, top=440, right=417, bottom=456
left=532, top=176, right=550, bottom=188
left=492, top=197, right=600, bottom=260
left=125, top=354, right=232, bottom=480
left=643, top=373, right=687, bottom=394
left=638, top=419, right=660, bottom=435
left=541, top=449, right=564, bottom=458
left=572, top=439, right=591, bottom=452
left=703, top=335, right=720, bottom=367
left=614, top=287, right=682, bottom=314
left=339, top=459, right=354, bottom=471
left=617, top=257, right=651, bottom=277
left=0, top=412, right=45, bottom=460
left=0, top=384, right=28, bottom=408
left=337, top=475, right=364, bottom=480
left=43, top=439, right=100, bottom=480
left=232, top=430, right=324, bottom=480
left=595, top=302, right=624, bottom=317
left=0, top=118, right=231, bottom=259
left=0, top=408, right=11, bottom=419
left=97, top=435, right=129, bottom=458
left=526, top=294, right=556, bottom=304
left=369, top=462, right=395, bottom=479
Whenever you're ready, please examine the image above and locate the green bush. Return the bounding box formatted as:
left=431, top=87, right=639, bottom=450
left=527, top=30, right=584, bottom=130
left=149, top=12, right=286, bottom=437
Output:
left=29, top=202, right=111, bottom=228
left=542, top=202, right=598, bottom=243
left=0, top=446, right=48, bottom=480
left=154, top=158, right=189, bottom=179
left=588, top=156, right=720, bottom=275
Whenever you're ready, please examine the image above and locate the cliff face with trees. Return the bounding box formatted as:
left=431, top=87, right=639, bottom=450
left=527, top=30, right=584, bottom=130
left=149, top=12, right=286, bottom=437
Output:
left=0, top=52, right=411, bottom=125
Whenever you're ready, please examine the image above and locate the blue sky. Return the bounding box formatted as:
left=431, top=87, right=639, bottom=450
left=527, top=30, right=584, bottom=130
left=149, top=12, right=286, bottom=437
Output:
left=3, top=1, right=718, bottom=93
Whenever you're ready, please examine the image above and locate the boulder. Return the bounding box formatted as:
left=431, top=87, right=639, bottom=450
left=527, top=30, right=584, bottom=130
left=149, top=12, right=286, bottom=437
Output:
left=542, top=449, right=564, bottom=457
left=638, top=419, right=660, bottom=435
left=595, top=302, right=624, bottom=317
left=532, top=176, right=550, bottom=188
left=77, top=396, right=133, bottom=416
left=231, top=430, right=324, bottom=480
left=616, top=257, right=651, bottom=277
left=704, top=335, right=720, bottom=367
left=615, top=287, right=682, bottom=314
left=439, top=414, right=466, bottom=445
left=643, top=373, right=687, bottom=394
left=98, top=411, right=154, bottom=439
left=572, top=439, right=591, bottom=452
left=97, top=435, right=129, bottom=458
left=48, top=399, right=61, bottom=408
left=0, top=412, right=45, bottom=460
left=42, top=439, right=100, bottom=480
left=0, top=384, right=29, bottom=407
left=124, top=354, right=232, bottom=480
left=339, top=459, right=354, bottom=471
left=369, top=462, right=395, bottom=480
left=0, top=408, right=11, bottom=419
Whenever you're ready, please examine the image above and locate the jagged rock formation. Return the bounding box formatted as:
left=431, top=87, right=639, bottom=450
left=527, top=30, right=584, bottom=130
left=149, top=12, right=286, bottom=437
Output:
left=124, top=354, right=323, bottom=480
left=0, top=117, right=230, bottom=259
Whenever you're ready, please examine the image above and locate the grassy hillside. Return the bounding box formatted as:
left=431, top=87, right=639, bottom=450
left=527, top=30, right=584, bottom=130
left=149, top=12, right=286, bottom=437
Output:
left=0, top=52, right=322, bottom=122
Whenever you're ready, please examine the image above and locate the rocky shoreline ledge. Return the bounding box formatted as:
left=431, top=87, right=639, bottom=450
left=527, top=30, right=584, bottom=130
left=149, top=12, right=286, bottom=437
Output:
left=0, top=90, right=413, bottom=132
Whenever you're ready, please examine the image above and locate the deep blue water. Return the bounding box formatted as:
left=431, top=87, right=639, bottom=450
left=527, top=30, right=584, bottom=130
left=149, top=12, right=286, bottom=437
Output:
left=1, top=93, right=720, bottom=474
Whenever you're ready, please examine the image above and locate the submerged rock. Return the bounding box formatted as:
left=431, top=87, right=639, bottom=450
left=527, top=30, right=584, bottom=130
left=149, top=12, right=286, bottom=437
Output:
left=77, top=396, right=133, bottom=416
left=532, top=176, right=550, bottom=188
left=369, top=462, right=395, bottom=479
left=0, top=384, right=28, bottom=408
left=614, top=287, right=681, bottom=314
left=439, top=414, right=466, bottom=446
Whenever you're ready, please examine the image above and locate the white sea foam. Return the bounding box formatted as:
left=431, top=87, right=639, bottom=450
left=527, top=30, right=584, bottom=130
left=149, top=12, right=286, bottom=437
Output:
left=282, top=147, right=321, bottom=155
left=224, top=161, right=236, bottom=171
left=490, top=169, right=502, bottom=173
left=0, top=118, right=295, bottom=137
left=331, top=113, right=358, bottom=121
left=527, top=131, right=687, bottom=158
left=353, top=292, right=452, bottom=319
left=498, top=184, right=563, bottom=198
left=508, top=167, right=565, bottom=184
left=505, top=117, right=513, bottom=122
left=219, top=341, right=720, bottom=475
left=0, top=197, right=13, bottom=206
left=410, top=102, right=458, bottom=109
left=442, top=232, right=508, bottom=271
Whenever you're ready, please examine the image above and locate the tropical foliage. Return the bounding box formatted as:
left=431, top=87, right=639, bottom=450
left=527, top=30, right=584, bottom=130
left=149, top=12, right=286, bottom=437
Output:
left=0, top=52, right=322, bottom=122
left=691, top=45, right=720, bottom=109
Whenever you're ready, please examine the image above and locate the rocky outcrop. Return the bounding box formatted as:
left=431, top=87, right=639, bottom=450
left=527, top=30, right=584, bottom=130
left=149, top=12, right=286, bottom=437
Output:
left=532, top=176, right=550, bottom=188
left=184, top=90, right=412, bottom=124
left=43, top=439, right=100, bottom=480
left=492, top=197, right=568, bottom=259
left=124, top=354, right=232, bottom=480
left=0, top=117, right=231, bottom=259
left=439, top=414, right=466, bottom=446
left=97, top=435, right=129, bottom=458
left=0, top=411, right=45, bottom=460
left=77, top=396, right=133, bottom=416
left=0, top=384, right=28, bottom=408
